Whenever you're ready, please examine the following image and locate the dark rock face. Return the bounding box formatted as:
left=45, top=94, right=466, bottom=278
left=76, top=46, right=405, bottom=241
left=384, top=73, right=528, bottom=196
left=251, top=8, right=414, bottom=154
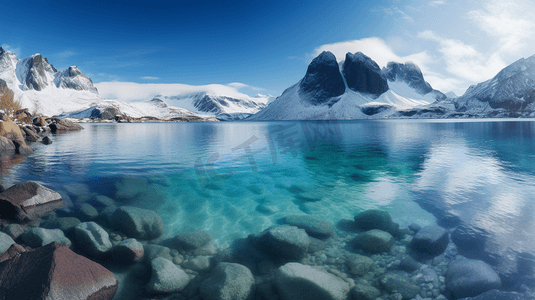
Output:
left=410, top=225, right=449, bottom=256
left=21, top=54, right=57, bottom=91
left=343, top=52, right=388, bottom=96
left=298, top=51, right=346, bottom=106
left=382, top=62, right=433, bottom=94
left=49, top=118, right=84, bottom=132
left=0, top=181, right=62, bottom=222
left=447, top=258, right=502, bottom=299
left=0, top=242, right=118, bottom=300
left=99, top=107, right=119, bottom=120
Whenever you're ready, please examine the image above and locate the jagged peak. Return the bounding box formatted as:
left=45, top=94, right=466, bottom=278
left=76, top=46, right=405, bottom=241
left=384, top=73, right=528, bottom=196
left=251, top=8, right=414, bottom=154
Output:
left=344, top=52, right=382, bottom=72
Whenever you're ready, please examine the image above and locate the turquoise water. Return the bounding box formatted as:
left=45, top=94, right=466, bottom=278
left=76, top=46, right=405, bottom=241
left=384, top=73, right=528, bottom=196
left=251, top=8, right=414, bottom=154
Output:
left=3, top=120, right=535, bottom=274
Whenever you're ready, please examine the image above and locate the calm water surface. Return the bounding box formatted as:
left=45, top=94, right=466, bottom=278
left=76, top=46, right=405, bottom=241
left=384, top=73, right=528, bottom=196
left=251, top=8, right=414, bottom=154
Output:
left=3, top=119, right=535, bottom=278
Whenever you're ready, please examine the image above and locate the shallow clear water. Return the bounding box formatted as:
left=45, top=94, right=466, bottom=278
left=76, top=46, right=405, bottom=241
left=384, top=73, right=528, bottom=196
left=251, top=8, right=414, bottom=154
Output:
left=4, top=119, right=535, bottom=275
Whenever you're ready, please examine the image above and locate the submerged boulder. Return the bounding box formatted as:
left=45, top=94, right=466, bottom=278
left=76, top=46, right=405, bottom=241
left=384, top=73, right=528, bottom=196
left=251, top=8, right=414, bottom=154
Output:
left=166, top=230, right=212, bottom=251
left=282, top=215, right=334, bottom=239
left=111, top=206, right=164, bottom=239
left=146, top=257, right=190, bottom=294
left=200, top=262, right=255, bottom=300
left=21, top=227, right=71, bottom=248
left=0, top=242, right=117, bottom=300
left=0, top=181, right=62, bottom=222
left=274, top=262, right=350, bottom=300
left=354, top=209, right=399, bottom=236
left=351, top=229, right=394, bottom=253
left=410, top=225, right=449, bottom=256
left=251, top=225, right=310, bottom=260
left=74, top=221, right=113, bottom=258
left=447, top=258, right=502, bottom=299
left=112, top=238, right=144, bottom=264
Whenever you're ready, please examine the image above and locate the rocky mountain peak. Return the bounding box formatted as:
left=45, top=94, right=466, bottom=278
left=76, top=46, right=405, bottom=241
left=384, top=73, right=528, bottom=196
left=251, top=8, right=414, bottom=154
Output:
left=298, top=51, right=346, bottom=106
left=342, top=52, right=388, bottom=96
left=18, top=54, right=57, bottom=91
left=382, top=62, right=432, bottom=95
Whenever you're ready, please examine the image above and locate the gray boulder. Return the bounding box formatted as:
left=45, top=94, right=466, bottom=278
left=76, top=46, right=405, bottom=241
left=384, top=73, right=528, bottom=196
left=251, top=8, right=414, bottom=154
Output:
left=0, top=232, right=15, bottom=255
left=77, top=203, right=99, bottom=221
left=200, top=262, right=255, bottom=300
left=182, top=256, right=211, bottom=272
left=351, top=229, right=394, bottom=253
left=380, top=272, right=421, bottom=300
left=143, top=244, right=173, bottom=264
left=74, top=221, right=113, bottom=257
left=112, top=238, right=144, bottom=264
left=3, top=224, right=26, bottom=239
left=282, top=215, right=334, bottom=239
left=252, top=225, right=310, bottom=260
left=457, top=289, right=527, bottom=300
left=167, top=230, right=212, bottom=250
left=41, top=217, right=81, bottom=234
left=0, top=181, right=62, bottom=222
left=21, top=227, right=71, bottom=248
left=354, top=209, right=399, bottom=236
left=146, top=257, right=190, bottom=294
left=410, top=225, right=449, bottom=255
left=351, top=284, right=381, bottom=300
left=111, top=206, right=164, bottom=239
left=347, top=254, right=374, bottom=276
left=447, top=258, right=502, bottom=299
left=274, top=262, right=350, bottom=300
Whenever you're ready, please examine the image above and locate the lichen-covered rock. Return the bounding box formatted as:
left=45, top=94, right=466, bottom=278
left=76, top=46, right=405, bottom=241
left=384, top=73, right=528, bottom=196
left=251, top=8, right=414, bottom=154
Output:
left=0, top=242, right=117, bottom=299
left=0, top=181, right=62, bottom=222
left=200, top=262, right=255, bottom=300
left=111, top=206, right=164, bottom=239
left=275, top=262, right=350, bottom=300
left=146, top=257, right=190, bottom=294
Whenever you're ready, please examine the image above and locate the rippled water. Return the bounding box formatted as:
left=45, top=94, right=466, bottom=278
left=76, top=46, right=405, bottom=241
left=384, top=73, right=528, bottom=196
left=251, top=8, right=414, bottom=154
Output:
left=3, top=119, right=535, bottom=280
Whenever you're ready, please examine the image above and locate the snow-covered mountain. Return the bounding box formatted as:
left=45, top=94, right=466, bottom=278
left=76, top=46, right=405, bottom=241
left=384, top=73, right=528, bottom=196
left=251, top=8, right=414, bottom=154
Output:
left=249, top=51, right=446, bottom=120
left=0, top=47, right=261, bottom=121
left=151, top=92, right=270, bottom=121
left=455, top=55, right=535, bottom=117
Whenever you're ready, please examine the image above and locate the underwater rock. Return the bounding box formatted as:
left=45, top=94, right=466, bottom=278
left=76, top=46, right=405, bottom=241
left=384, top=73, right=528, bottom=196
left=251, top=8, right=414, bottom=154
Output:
left=143, top=244, right=173, bottom=264
left=347, top=254, right=374, bottom=276
left=282, top=215, right=334, bottom=239
left=274, top=262, right=350, bottom=300
left=0, top=232, right=15, bottom=255
left=111, top=206, right=165, bottom=239
left=380, top=272, right=421, bottom=300
left=200, top=262, right=255, bottom=300
left=21, top=227, right=71, bottom=248
left=0, top=242, right=117, bottom=300
left=167, top=230, right=212, bottom=251
left=3, top=223, right=26, bottom=239
left=399, top=255, right=421, bottom=272
left=354, top=209, right=399, bottom=236
left=351, top=229, right=394, bottom=254
left=74, top=221, right=113, bottom=258
left=457, top=289, right=527, bottom=300
left=77, top=203, right=99, bottom=221
left=146, top=257, right=190, bottom=294
left=112, top=238, right=144, bottom=264
left=410, top=225, right=449, bottom=256
left=251, top=225, right=310, bottom=260
left=351, top=283, right=381, bottom=300
left=447, top=258, right=502, bottom=299
left=0, top=181, right=62, bottom=222
left=182, top=255, right=211, bottom=272
left=41, top=217, right=81, bottom=235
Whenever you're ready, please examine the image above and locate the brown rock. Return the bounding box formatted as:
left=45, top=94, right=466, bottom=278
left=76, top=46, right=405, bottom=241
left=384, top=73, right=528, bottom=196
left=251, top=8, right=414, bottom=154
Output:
left=0, top=182, right=62, bottom=222
left=49, top=118, right=83, bottom=132
left=33, top=117, right=47, bottom=127
left=0, top=242, right=118, bottom=300
left=0, top=120, right=33, bottom=155
left=20, top=126, right=39, bottom=142
left=0, top=243, right=26, bottom=263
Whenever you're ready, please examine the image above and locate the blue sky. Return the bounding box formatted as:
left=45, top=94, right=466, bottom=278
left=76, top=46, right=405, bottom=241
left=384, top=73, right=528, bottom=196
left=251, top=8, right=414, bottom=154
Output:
left=3, top=0, right=535, bottom=100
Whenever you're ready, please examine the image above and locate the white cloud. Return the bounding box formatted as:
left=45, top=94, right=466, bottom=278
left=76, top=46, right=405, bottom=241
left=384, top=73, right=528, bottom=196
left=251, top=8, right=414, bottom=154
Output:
left=227, top=82, right=248, bottom=88
left=94, top=82, right=255, bottom=102
left=468, top=0, right=535, bottom=56
left=374, top=6, right=414, bottom=22
left=141, top=76, right=159, bottom=80
left=428, top=0, right=445, bottom=6
left=1, top=44, right=21, bottom=56
left=418, top=30, right=506, bottom=83
left=312, top=37, right=430, bottom=68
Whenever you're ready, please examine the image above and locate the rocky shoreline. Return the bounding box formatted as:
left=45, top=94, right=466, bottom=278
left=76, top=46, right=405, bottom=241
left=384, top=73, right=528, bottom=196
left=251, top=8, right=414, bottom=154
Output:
left=0, top=179, right=531, bottom=300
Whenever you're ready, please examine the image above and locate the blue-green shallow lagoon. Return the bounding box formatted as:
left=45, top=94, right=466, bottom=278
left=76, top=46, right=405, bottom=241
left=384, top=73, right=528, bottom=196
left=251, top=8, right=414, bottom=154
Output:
left=3, top=119, right=535, bottom=279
